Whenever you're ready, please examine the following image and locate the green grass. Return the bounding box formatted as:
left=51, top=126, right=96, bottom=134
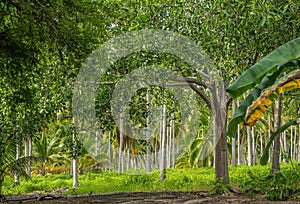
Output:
left=3, top=163, right=300, bottom=200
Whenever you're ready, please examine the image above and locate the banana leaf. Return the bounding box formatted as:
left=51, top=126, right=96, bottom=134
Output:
left=228, top=59, right=300, bottom=138
left=227, top=37, right=300, bottom=99
left=260, top=115, right=300, bottom=165
left=245, top=69, right=300, bottom=126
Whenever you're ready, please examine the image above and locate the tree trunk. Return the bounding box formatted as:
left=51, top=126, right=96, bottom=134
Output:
left=25, top=137, right=32, bottom=176
left=283, top=130, right=288, bottom=163
left=251, top=127, right=256, bottom=165
left=237, top=124, right=242, bottom=165
left=72, top=117, right=79, bottom=188
left=72, top=158, right=78, bottom=187
left=211, top=81, right=229, bottom=184
left=171, top=113, right=175, bottom=169
left=231, top=100, right=236, bottom=167
left=271, top=94, right=282, bottom=174
left=247, top=126, right=252, bottom=167
left=160, top=104, right=167, bottom=181
left=118, top=112, right=124, bottom=173
left=14, top=131, right=20, bottom=186
left=146, top=91, right=152, bottom=173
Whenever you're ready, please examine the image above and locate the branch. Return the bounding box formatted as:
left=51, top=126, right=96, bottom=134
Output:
left=189, top=84, right=212, bottom=110
left=183, top=77, right=208, bottom=89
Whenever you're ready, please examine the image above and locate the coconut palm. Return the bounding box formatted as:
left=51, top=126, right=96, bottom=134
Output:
left=0, top=126, right=40, bottom=200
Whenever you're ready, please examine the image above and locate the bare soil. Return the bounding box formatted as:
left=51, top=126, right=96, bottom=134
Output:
left=2, top=192, right=300, bottom=204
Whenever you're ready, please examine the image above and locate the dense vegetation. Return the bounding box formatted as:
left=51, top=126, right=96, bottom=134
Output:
left=0, top=0, right=300, bottom=201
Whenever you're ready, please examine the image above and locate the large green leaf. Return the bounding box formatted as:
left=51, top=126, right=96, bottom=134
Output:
left=245, top=69, right=300, bottom=126
left=260, top=115, right=300, bottom=165
left=227, top=37, right=300, bottom=99
left=227, top=59, right=300, bottom=138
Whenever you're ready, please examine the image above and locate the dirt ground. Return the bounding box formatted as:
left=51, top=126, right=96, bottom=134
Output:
left=2, top=191, right=300, bottom=204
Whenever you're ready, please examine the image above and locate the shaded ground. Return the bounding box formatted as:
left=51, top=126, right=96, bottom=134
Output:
left=2, top=192, right=300, bottom=204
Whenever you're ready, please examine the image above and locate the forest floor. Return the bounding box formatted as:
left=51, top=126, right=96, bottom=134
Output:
left=2, top=191, right=300, bottom=204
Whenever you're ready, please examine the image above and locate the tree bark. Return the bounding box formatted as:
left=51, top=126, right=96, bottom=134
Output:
left=271, top=94, right=282, bottom=174
left=211, top=81, right=229, bottom=184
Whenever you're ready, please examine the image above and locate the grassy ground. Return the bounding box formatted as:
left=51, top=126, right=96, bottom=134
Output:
left=3, top=163, right=300, bottom=200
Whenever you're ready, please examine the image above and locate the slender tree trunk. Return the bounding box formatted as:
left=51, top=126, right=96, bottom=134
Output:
left=298, top=107, right=300, bottom=162
left=146, top=91, right=151, bottom=173
left=171, top=113, right=175, bottom=169
left=72, top=117, right=79, bottom=188
left=237, top=124, right=242, bottom=165
left=160, top=104, right=167, bottom=181
left=271, top=94, right=282, bottom=174
left=293, top=126, right=297, bottom=161
left=127, top=140, right=131, bottom=170
left=251, top=127, right=256, bottom=165
left=14, top=132, right=20, bottom=186
left=25, top=137, right=32, bottom=176
left=260, top=133, right=263, bottom=158
left=108, top=131, right=112, bottom=171
left=268, top=114, right=272, bottom=163
left=283, top=130, right=288, bottom=163
left=247, top=126, right=252, bottom=167
left=231, top=100, right=236, bottom=167
left=291, top=126, right=293, bottom=161
left=95, top=130, right=101, bottom=156
left=118, top=112, right=124, bottom=173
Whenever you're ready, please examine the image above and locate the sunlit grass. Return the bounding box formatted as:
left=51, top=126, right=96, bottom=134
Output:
left=3, top=163, right=300, bottom=195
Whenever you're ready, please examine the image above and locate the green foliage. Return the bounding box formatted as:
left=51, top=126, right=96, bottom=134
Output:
left=227, top=37, right=300, bottom=99
left=240, top=168, right=298, bottom=201
left=209, top=179, right=231, bottom=195
left=227, top=38, right=300, bottom=138
left=260, top=116, right=300, bottom=165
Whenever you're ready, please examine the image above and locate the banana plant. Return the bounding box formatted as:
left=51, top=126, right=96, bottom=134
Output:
left=227, top=37, right=300, bottom=138
left=245, top=70, right=300, bottom=126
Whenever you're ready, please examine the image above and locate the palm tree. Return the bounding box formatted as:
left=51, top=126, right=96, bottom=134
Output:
left=0, top=127, right=39, bottom=200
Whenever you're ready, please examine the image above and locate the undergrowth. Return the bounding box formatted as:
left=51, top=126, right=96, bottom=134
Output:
left=3, top=163, right=300, bottom=201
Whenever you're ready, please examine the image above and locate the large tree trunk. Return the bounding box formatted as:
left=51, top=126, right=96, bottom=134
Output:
left=271, top=94, right=282, bottom=174
left=211, top=81, right=229, bottom=184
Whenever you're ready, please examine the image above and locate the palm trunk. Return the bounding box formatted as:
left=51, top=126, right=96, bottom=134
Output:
left=146, top=91, right=151, bottom=173
left=171, top=113, right=175, bottom=169
left=72, top=117, right=79, bottom=188
left=271, top=94, right=282, bottom=174
left=283, top=130, right=288, bottom=163
left=237, top=124, right=242, bottom=165
left=25, top=137, right=32, bottom=176
left=14, top=131, right=20, bottom=186
left=118, top=112, right=124, bottom=173
left=247, top=126, right=252, bottom=167
left=251, top=127, right=256, bottom=165
left=231, top=100, right=236, bottom=167
left=160, top=104, right=167, bottom=181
